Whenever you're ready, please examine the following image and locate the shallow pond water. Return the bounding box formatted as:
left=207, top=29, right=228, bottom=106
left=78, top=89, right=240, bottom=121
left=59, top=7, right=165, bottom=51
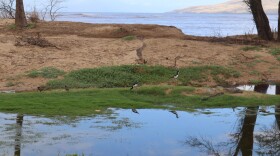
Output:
left=1, top=106, right=280, bottom=156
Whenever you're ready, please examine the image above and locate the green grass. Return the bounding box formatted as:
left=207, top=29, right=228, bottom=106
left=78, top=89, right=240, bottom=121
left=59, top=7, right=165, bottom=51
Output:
left=27, top=67, right=65, bottom=79
left=26, top=23, right=36, bottom=29
left=122, top=35, right=136, bottom=41
left=0, top=86, right=279, bottom=117
left=269, top=48, right=280, bottom=61
left=249, top=79, right=263, bottom=85
left=7, top=24, right=17, bottom=30
left=47, top=65, right=240, bottom=89
left=269, top=48, right=280, bottom=56
left=241, top=46, right=262, bottom=51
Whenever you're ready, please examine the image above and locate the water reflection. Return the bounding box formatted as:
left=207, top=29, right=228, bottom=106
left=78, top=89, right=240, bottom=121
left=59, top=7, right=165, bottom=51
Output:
left=1, top=107, right=280, bottom=155
left=237, top=84, right=279, bottom=95
left=14, top=114, right=23, bottom=156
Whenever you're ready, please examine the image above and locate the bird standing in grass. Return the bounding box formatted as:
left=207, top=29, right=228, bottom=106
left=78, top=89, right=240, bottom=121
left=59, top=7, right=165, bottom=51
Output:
left=172, top=71, right=179, bottom=79
left=169, top=110, right=179, bottom=118
left=65, top=85, right=69, bottom=92
left=37, top=86, right=45, bottom=92
left=130, top=82, right=139, bottom=90
left=132, top=108, right=139, bottom=114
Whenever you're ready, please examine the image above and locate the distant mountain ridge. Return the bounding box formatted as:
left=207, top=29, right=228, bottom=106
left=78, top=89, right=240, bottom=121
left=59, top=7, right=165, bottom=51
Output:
left=174, top=0, right=278, bottom=14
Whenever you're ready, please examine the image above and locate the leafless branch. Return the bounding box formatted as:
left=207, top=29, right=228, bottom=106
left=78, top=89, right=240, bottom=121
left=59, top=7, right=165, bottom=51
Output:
left=0, top=0, right=15, bottom=18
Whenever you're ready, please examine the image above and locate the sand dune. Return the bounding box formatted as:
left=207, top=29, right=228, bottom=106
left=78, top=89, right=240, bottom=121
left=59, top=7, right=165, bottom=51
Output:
left=174, top=0, right=278, bottom=14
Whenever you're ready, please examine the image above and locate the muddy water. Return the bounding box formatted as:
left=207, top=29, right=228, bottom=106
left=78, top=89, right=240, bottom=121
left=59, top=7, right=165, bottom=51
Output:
left=1, top=107, right=280, bottom=156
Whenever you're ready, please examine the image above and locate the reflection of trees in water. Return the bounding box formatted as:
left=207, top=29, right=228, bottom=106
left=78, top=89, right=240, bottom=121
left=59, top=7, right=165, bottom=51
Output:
left=185, top=107, right=259, bottom=156
left=254, top=84, right=269, bottom=94
left=14, top=114, right=23, bottom=156
left=255, top=105, right=280, bottom=155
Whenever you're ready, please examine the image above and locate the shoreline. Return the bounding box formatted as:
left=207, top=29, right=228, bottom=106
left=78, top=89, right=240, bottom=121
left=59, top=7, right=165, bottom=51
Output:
left=0, top=20, right=279, bottom=92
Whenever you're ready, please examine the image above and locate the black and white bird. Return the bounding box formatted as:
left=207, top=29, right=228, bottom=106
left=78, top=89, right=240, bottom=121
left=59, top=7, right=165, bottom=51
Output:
left=169, top=110, right=179, bottom=118
left=130, top=82, right=139, bottom=90
left=132, top=108, right=139, bottom=114
left=172, top=71, right=179, bottom=79
left=65, top=85, right=69, bottom=92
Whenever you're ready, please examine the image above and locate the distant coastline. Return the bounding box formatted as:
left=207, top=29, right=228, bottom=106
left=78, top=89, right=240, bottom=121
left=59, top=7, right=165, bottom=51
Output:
left=173, top=0, right=278, bottom=14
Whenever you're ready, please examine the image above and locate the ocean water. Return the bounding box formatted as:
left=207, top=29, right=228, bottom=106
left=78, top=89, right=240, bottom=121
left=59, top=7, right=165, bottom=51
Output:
left=56, top=12, right=278, bottom=36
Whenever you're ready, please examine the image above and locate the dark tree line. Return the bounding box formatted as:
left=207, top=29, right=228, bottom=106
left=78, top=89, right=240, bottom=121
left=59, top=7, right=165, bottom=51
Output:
left=244, top=0, right=280, bottom=41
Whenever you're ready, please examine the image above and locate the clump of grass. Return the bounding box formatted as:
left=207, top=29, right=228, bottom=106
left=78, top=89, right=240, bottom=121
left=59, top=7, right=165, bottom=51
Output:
left=269, top=48, right=280, bottom=56
left=269, top=48, right=280, bottom=61
left=46, top=65, right=240, bottom=89
left=5, top=82, right=15, bottom=87
left=249, top=79, right=263, bottom=85
left=26, top=23, right=36, bottom=29
left=122, top=35, right=136, bottom=41
left=241, top=46, right=262, bottom=51
left=7, top=24, right=17, bottom=30
left=27, top=67, right=65, bottom=79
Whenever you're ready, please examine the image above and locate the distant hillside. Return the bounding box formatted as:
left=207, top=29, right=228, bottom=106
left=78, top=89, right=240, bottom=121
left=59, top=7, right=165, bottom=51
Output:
left=174, top=0, right=278, bottom=14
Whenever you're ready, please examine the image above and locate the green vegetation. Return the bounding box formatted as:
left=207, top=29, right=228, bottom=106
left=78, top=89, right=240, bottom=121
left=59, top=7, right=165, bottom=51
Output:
left=5, top=82, right=15, bottom=87
left=47, top=65, right=240, bottom=89
left=241, top=46, right=262, bottom=51
left=0, top=86, right=279, bottom=117
left=7, top=24, right=17, bottom=30
left=249, top=79, right=263, bottom=85
left=122, top=35, right=136, bottom=41
left=269, top=48, right=280, bottom=56
left=26, top=23, right=37, bottom=29
left=269, top=48, right=280, bottom=61
left=7, top=23, right=36, bottom=30
left=27, top=67, right=65, bottom=79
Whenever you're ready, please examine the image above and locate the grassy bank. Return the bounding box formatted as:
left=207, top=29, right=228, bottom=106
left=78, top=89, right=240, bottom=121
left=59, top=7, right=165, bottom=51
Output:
left=0, top=86, right=279, bottom=116
left=45, top=65, right=240, bottom=89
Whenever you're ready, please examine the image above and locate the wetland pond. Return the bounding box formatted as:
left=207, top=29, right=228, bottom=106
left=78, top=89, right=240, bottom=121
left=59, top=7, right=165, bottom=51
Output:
left=0, top=84, right=279, bottom=156
left=1, top=106, right=280, bottom=156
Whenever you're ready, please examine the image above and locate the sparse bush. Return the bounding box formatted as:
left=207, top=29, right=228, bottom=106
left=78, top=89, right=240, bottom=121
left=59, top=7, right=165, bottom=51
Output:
left=5, top=81, right=15, bottom=87
left=28, top=7, right=40, bottom=23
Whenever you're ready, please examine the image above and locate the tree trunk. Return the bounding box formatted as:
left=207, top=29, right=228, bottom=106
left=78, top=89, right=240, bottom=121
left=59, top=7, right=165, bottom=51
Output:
left=247, top=0, right=273, bottom=40
left=15, top=0, right=27, bottom=28
left=278, top=0, right=280, bottom=41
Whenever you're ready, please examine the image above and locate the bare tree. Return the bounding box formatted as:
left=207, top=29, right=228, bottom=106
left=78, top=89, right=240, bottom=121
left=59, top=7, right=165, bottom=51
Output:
left=0, top=0, right=15, bottom=18
left=243, top=0, right=273, bottom=41
left=42, top=0, right=64, bottom=21
left=15, top=0, right=27, bottom=28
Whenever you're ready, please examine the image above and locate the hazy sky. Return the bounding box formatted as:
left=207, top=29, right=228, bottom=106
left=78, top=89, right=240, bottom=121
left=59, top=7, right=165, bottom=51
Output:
left=25, top=0, right=228, bottom=13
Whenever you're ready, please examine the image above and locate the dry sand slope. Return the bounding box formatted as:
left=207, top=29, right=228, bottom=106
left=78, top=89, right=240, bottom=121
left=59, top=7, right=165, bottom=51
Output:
left=0, top=20, right=279, bottom=91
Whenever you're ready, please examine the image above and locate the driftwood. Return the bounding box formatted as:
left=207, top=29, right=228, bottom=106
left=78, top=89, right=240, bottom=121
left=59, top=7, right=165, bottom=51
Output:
left=15, top=32, right=59, bottom=49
